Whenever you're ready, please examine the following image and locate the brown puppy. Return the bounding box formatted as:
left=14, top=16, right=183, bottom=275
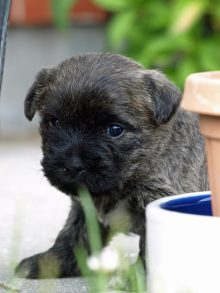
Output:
left=16, top=53, right=208, bottom=278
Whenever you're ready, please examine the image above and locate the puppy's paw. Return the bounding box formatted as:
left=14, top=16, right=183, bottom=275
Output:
left=15, top=252, right=61, bottom=279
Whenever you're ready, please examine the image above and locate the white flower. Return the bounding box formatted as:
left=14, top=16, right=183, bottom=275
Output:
left=108, top=232, right=140, bottom=264
left=87, top=233, right=140, bottom=273
left=87, top=255, right=101, bottom=271
left=87, top=247, right=119, bottom=273
left=100, top=247, right=120, bottom=272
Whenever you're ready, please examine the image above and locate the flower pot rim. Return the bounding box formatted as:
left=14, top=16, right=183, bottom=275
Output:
left=186, top=71, right=220, bottom=82
left=181, top=71, right=220, bottom=116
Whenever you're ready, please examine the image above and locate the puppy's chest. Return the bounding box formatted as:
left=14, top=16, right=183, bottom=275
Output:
left=96, top=200, right=132, bottom=229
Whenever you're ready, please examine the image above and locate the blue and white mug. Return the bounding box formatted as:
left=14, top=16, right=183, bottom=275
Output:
left=146, top=191, right=220, bottom=293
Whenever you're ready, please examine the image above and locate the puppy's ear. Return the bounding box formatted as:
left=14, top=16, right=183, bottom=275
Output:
left=143, top=70, right=182, bottom=124
left=24, top=68, right=54, bottom=121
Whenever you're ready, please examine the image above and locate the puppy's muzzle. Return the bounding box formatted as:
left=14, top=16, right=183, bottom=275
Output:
left=64, top=156, right=85, bottom=177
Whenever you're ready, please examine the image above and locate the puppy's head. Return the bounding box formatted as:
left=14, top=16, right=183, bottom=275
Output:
left=25, top=53, right=181, bottom=196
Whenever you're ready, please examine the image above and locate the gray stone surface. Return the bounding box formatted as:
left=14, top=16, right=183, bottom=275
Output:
left=0, top=277, right=87, bottom=293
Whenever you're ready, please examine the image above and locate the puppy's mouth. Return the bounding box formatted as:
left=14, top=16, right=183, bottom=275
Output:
left=42, top=158, right=121, bottom=195
left=63, top=167, right=120, bottom=194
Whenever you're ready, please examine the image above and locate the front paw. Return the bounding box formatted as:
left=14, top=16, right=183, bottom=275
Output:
left=15, top=252, right=61, bottom=279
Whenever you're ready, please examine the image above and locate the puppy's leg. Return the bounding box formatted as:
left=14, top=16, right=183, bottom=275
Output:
left=15, top=200, right=88, bottom=279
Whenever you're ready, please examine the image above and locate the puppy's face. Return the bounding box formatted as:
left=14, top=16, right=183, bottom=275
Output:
left=24, top=53, right=181, bottom=196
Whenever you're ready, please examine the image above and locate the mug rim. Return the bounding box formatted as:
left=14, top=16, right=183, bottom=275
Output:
left=148, top=191, right=210, bottom=207
left=146, top=191, right=220, bottom=223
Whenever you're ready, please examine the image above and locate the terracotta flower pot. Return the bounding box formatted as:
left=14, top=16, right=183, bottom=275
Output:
left=181, top=71, right=220, bottom=216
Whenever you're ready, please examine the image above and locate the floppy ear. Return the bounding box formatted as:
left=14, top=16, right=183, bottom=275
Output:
left=143, top=70, right=182, bottom=124
left=24, top=68, right=54, bottom=121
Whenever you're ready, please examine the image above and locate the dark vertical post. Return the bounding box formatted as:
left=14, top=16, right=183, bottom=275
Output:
left=0, top=0, right=11, bottom=96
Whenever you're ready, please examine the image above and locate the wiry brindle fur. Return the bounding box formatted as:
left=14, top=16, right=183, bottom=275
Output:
left=16, top=53, right=208, bottom=278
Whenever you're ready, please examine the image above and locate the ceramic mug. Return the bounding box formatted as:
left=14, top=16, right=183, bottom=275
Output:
left=146, top=191, right=220, bottom=293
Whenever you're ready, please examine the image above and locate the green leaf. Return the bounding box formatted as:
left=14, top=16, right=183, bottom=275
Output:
left=92, top=0, right=130, bottom=12
left=198, top=40, right=220, bottom=71
left=138, top=35, right=174, bottom=66
left=75, top=247, right=108, bottom=293
left=108, top=11, right=136, bottom=49
left=74, top=247, right=90, bottom=276
left=79, top=187, right=102, bottom=254
left=51, top=0, right=77, bottom=28
left=176, top=57, right=198, bottom=87
left=169, top=0, right=207, bottom=34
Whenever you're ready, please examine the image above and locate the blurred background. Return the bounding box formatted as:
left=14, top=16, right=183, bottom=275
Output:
left=0, top=0, right=220, bottom=288
left=1, top=0, right=107, bottom=138
left=1, top=0, right=220, bottom=138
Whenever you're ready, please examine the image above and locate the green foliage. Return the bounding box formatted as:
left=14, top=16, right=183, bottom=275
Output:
left=93, top=0, right=129, bottom=12
left=51, top=0, right=220, bottom=87
left=94, top=0, right=220, bottom=87
left=51, top=0, right=77, bottom=28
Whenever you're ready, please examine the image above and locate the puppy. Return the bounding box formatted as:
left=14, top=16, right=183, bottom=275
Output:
left=15, top=53, right=208, bottom=278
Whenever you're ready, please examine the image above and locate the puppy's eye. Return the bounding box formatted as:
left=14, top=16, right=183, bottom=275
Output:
left=107, top=124, right=124, bottom=137
left=48, top=119, right=60, bottom=128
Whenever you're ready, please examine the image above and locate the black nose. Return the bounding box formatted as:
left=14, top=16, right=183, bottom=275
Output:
left=65, top=157, right=85, bottom=175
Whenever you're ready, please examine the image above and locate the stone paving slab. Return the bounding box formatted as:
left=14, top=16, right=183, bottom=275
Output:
left=0, top=276, right=87, bottom=293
